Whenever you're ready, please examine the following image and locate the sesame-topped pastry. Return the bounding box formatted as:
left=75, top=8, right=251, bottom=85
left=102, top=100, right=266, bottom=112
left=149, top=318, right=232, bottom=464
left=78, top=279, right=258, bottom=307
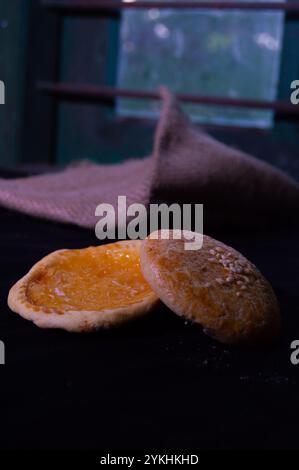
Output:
left=140, top=230, right=280, bottom=345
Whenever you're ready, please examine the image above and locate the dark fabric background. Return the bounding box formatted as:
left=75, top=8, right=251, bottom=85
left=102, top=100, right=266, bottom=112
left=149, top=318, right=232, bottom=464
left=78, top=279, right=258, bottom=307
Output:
left=0, top=170, right=298, bottom=450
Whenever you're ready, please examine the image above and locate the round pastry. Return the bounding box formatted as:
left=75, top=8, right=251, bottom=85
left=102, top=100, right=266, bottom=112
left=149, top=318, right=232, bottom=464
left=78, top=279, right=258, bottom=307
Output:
left=140, top=230, right=280, bottom=345
left=8, top=240, right=158, bottom=332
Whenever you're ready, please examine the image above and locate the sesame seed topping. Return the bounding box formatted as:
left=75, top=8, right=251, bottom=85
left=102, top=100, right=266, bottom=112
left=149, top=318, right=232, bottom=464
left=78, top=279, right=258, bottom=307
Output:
left=209, top=249, right=216, bottom=255
left=215, top=247, right=222, bottom=252
left=216, top=278, right=224, bottom=285
left=240, top=285, right=247, bottom=290
left=226, top=276, right=233, bottom=282
left=236, top=292, right=241, bottom=297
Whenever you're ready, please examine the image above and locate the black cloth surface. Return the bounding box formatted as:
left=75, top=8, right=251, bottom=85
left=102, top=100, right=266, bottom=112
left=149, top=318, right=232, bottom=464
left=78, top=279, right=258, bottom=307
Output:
left=0, top=171, right=299, bottom=450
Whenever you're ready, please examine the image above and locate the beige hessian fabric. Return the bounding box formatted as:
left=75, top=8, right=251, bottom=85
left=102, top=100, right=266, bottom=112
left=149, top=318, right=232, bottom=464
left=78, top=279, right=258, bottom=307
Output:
left=0, top=87, right=298, bottom=230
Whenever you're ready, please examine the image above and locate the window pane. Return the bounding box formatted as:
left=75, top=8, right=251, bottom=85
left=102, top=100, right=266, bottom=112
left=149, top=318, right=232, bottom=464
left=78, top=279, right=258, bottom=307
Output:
left=117, top=0, right=284, bottom=128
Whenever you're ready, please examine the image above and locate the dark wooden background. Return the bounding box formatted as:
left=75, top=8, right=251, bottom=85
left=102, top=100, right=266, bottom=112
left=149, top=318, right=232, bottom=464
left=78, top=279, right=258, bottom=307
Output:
left=0, top=0, right=299, bottom=180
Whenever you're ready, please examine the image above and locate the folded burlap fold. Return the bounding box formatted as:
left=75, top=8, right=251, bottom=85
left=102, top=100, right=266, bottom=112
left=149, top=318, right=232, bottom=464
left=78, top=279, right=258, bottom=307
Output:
left=0, top=87, right=298, bottom=230
left=151, top=87, right=299, bottom=229
left=0, top=157, right=154, bottom=228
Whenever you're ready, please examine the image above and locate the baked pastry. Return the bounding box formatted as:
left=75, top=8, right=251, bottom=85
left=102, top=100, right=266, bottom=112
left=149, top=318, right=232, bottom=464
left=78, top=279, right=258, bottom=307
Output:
left=8, top=240, right=158, bottom=332
left=140, top=230, right=280, bottom=345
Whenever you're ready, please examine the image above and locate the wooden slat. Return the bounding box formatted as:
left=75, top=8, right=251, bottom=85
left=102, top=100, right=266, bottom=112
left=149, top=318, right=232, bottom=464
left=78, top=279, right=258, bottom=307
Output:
left=42, top=0, right=299, bottom=14
left=38, top=82, right=299, bottom=116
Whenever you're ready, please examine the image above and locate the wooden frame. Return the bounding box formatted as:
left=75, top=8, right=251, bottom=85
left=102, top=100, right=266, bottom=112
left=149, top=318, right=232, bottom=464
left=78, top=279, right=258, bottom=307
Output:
left=38, top=0, right=299, bottom=163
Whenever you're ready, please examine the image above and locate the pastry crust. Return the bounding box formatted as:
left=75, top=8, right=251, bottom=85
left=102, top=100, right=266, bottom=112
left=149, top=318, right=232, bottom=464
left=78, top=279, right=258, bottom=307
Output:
left=8, top=240, right=158, bottom=333
left=140, top=230, right=280, bottom=345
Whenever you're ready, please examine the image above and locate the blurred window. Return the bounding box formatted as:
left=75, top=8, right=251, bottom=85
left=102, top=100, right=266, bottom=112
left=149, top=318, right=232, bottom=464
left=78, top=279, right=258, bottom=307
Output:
left=117, top=0, right=285, bottom=128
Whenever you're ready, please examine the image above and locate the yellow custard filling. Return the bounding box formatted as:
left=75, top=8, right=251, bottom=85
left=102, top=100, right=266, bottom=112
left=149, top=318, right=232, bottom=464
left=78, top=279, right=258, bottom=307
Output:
left=26, top=243, right=153, bottom=312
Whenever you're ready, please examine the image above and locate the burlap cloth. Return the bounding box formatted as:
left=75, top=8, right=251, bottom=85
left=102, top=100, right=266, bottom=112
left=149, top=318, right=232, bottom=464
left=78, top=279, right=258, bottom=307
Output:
left=0, top=87, right=298, bottom=231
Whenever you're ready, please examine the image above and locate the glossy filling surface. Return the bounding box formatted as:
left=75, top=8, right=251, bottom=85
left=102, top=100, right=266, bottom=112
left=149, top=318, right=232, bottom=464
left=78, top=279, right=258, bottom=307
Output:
left=26, top=244, right=153, bottom=312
